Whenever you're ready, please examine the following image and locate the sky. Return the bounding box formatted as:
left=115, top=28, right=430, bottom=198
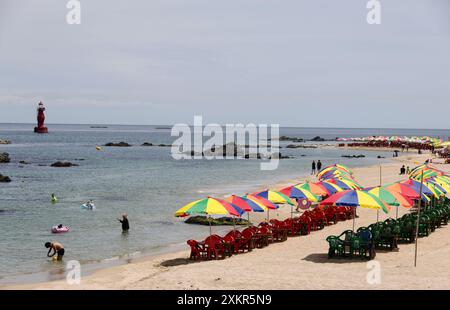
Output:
left=0, top=0, right=449, bottom=128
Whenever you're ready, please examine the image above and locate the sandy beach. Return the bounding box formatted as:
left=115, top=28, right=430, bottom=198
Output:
left=3, top=152, right=450, bottom=290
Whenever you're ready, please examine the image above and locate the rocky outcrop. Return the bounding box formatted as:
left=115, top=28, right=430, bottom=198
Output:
left=158, top=144, right=171, bottom=147
left=19, top=161, right=30, bottom=165
left=0, top=153, right=10, bottom=163
left=141, top=142, right=153, bottom=146
left=0, top=139, right=11, bottom=145
left=104, top=142, right=132, bottom=147
left=185, top=216, right=250, bottom=226
left=310, top=136, right=325, bottom=142
left=50, top=161, right=79, bottom=167
left=341, top=154, right=366, bottom=158
left=279, top=136, right=304, bottom=142
left=0, top=174, right=11, bottom=182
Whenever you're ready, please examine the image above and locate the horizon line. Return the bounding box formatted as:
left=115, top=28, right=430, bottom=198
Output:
left=0, top=122, right=449, bottom=132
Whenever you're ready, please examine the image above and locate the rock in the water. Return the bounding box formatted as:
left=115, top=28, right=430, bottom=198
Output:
left=0, top=153, right=10, bottom=163
left=50, top=161, right=79, bottom=167
left=104, top=142, right=132, bottom=147
left=279, top=136, right=304, bottom=142
left=185, top=216, right=250, bottom=226
left=141, top=142, right=153, bottom=146
left=158, top=144, right=171, bottom=147
left=310, top=136, right=325, bottom=142
left=0, top=174, right=11, bottom=182
left=0, top=139, right=11, bottom=145
left=19, top=161, right=30, bottom=165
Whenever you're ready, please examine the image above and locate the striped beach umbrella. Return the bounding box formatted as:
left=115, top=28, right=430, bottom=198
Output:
left=321, top=190, right=390, bottom=214
left=279, top=185, right=321, bottom=202
left=175, top=197, right=245, bottom=234
left=175, top=197, right=244, bottom=217
left=245, top=194, right=279, bottom=221
left=295, top=182, right=329, bottom=197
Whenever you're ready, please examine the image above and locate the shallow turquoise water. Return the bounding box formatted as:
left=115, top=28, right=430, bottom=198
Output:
left=0, top=124, right=448, bottom=280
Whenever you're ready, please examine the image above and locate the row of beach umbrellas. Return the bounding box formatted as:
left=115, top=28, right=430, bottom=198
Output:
left=174, top=163, right=449, bottom=234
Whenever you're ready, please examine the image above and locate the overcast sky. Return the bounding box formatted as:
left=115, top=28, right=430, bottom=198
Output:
left=0, top=0, right=449, bottom=128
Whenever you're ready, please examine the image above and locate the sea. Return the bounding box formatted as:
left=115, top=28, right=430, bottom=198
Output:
left=0, top=124, right=449, bottom=283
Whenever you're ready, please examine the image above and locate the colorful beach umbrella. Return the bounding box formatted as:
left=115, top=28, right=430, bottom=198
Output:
left=244, top=194, right=278, bottom=210
left=225, top=195, right=265, bottom=212
left=175, top=197, right=244, bottom=217
left=295, top=182, right=329, bottom=197
left=245, top=194, right=279, bottom=221
left=401, top=179, right=436, bottom=197
left=279, top=185, right=321, bottom=202
left=318, top=170, right=351, bottom=181
left=318, top=181, right=346, bottom=195
left=368, top=187, right=413, bottom=208
left=335, top=176, right=364, bottom=189
left=319, top=164, right=353, bottom=175
left=254, top=190, right=295, bottom=206
left=325, top=178, right=355, bottom=190
left=321, top=190, right=390, bottom=214
left=175, top=197, right=245, bottom=234
left=385, top=182, right=420, bottom=198
left=321, top=189, right=390, bottom=230
left=369, top=186, right=414, bottom=219
left=225, top=195, right=266, bottom=226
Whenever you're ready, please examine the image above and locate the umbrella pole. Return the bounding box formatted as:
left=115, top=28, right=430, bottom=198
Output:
left=377, top=165, right=381, bottom=222
left=233, top=216, right=236, bottom=231
left=352, top=208, right=355, bottom=231
left=267, top=210, right=270, bottom=222
left=396, top=205, right=399, bottom=219
left=247, top=213, right=250, bottom=227
left=414, top=171, right=424, bottom=267
left=209, top=216, right=212, bottom=236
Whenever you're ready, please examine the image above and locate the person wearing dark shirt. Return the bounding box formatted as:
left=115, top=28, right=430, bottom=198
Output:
left=317, top=160, right=322, bottom=173
left=118, top=214, right=129, bottom=232
left=311, top=161, right=316, bottom=175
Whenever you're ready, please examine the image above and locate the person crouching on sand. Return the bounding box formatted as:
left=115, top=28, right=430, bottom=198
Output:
left=118, top=214, right=129, bottom=232
left=45, top=241, right=65, bottom=261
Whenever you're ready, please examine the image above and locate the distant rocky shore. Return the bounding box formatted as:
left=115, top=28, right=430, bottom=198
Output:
left=275, top=136, right=338, bottom=142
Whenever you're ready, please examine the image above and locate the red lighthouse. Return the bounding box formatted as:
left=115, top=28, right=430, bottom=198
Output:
left=34, top=101, right=49, bottom=133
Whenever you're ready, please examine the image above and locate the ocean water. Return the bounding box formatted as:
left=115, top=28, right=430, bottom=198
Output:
left=0, top=124, right=449, bottom=281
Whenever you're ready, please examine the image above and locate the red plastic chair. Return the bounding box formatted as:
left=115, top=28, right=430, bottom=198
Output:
left=257, top=226, right=273, bottom=246
left=225, top=230, right=243, bottom=253
left=187, top=239, right=207, bottom=260
left=297, top=215, right=311, bottom=235
left=336, top=207, right=349, bottom=221
left=238, top=228, right=255, bottom=252
left=324, top=206, right=338, bottom=224
left=222, top=234, right=235, bottom=257
left=204, top=235, right=226, bottom=260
